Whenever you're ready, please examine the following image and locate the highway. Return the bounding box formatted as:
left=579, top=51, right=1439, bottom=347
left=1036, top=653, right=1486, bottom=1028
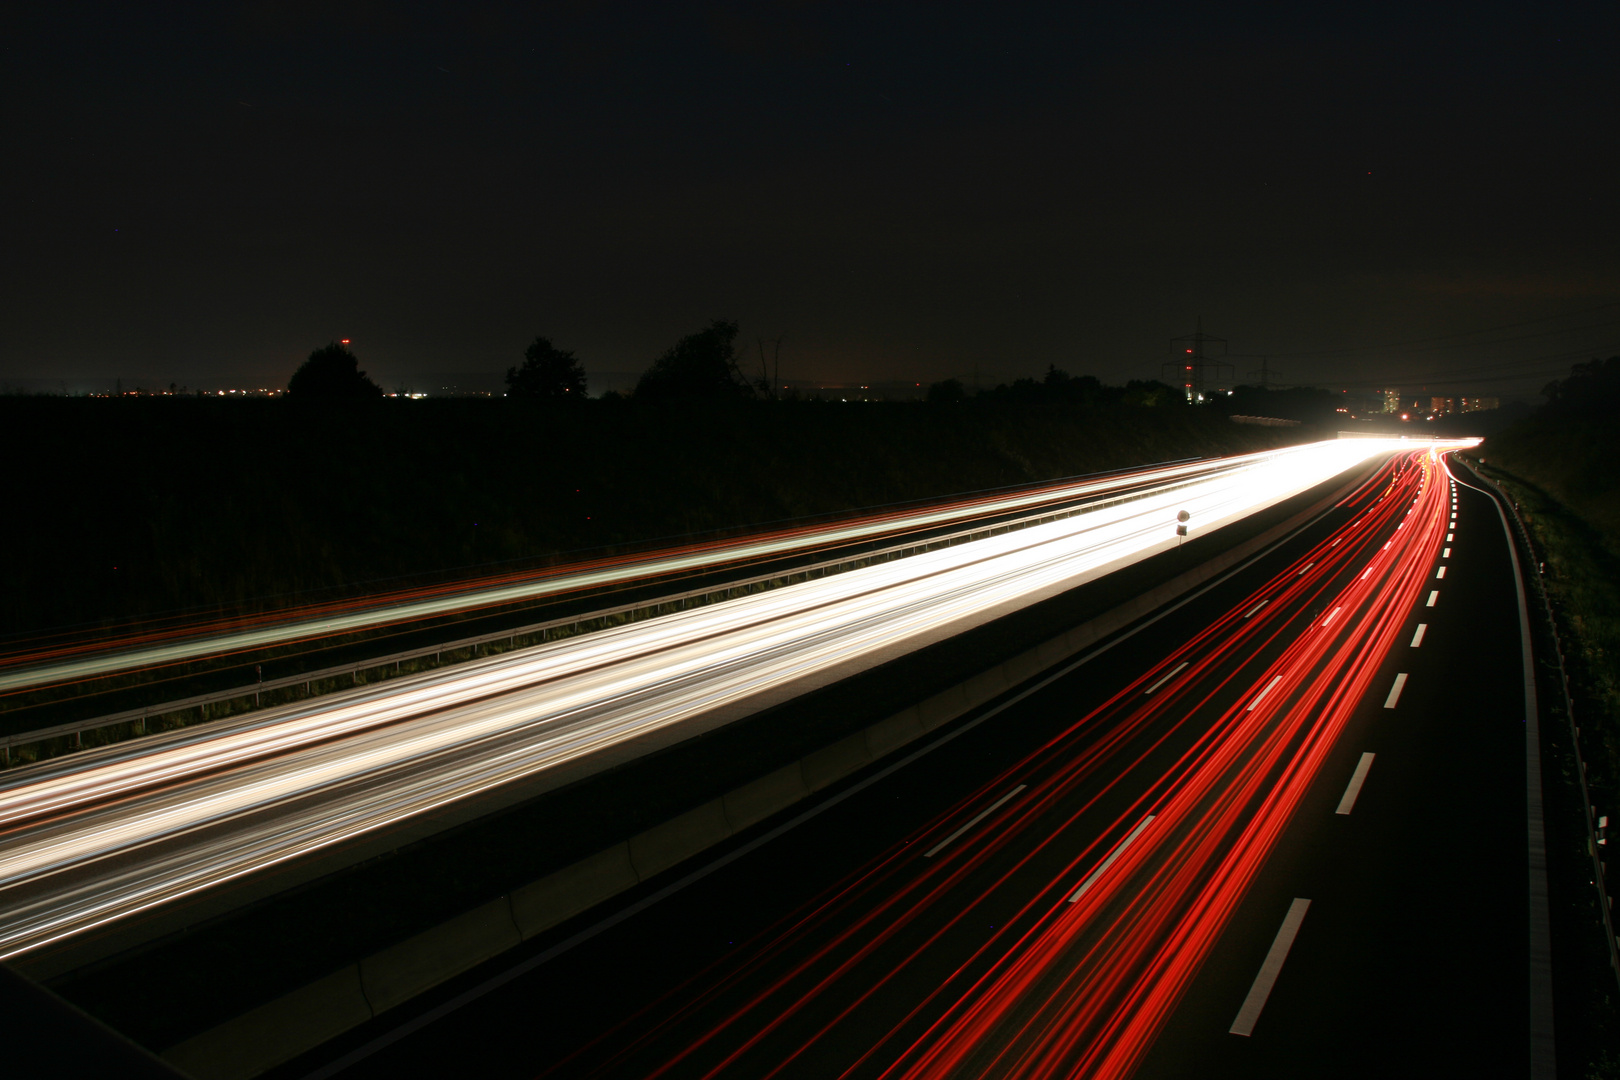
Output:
left=290, top=446, right=1535, bottom=1080
left=0, top=440, right=1414, bottom=963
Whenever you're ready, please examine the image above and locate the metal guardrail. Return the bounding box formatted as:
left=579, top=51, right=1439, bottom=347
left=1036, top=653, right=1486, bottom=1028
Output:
left=1466, top=459, right=1620, bottom=990
left=1, top=469, right=1208, bottom=766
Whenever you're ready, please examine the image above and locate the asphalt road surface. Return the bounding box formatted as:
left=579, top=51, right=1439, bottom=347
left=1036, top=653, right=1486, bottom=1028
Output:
left=283, top=449, right=1534, bottom=1079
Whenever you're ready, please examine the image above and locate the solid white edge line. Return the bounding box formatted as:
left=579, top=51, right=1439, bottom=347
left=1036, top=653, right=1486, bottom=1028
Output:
left=1070, top=814, right=1155, bottom=902
left=1143, top=661, right=1191, bottom=696
left=924, top=784, right=1028, bottom=858
left=1230, top=897, right=1312, bottom=1036
left=1384, top=672, right=1408, bottom=709
left=1449, top=457, right=1556, bottom=1076
left=1247, top=675, right=1284, bottom=712
left=1336, top=752, right=1376, bottom=815
left=1410, top=623, right=1427, bottom=648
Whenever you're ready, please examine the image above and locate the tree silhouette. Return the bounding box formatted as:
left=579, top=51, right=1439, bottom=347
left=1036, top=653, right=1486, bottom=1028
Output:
left=1543, top=356, right=1620, bottom=417
left=287, top=343, right=383, bottom=400
left=506, top=337, right=587, bottom=399
left=926, top=378, right=967, bottom=403
left=635, top=320, right=752, bottom=402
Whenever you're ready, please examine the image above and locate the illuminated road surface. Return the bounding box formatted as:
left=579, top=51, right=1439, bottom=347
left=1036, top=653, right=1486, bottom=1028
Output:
left=497, top=448, right=1482, bottom=1079
left=0, top=439, right=1422, bottom=961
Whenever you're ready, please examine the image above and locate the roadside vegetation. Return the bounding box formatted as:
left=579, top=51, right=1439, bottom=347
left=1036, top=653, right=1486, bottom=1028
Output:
left=1472, top=355, right=1620, bottom=1078
left=2, top=336, right=1309, bottom=645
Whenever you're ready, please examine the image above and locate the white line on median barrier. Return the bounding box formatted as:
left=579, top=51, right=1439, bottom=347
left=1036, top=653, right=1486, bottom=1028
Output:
left=1336, top=753, right=1376, bottom=815
left=924, top=785, right=1028, bottom=858
left=1231, top=898, right=1312, bottom=1036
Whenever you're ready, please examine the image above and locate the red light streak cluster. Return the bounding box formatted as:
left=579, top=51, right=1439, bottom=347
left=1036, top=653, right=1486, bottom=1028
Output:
left=576, top=449, right=1455, bottom=1080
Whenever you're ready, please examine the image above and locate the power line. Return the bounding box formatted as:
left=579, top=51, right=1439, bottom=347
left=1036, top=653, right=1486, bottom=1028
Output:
left=1311, top=341, right=1620, bottom=388
left=1272, top=300, right=1620, bottom=359
left=1245, top=356, right=1282, bottom=387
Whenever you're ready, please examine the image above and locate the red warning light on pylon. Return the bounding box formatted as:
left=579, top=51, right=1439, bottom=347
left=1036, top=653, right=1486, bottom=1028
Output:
left=341, top=339, right=351, bottom=345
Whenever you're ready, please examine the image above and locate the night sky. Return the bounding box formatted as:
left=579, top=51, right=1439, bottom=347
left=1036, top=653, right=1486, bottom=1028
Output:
left=4, top=2, right=1617, bottom=397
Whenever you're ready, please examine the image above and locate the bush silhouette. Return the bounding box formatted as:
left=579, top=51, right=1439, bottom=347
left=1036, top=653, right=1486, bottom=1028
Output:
left=635, top=320, right=752, bottom=402
left=288, top=343, right=383, bottom=400
left=506, top=337, right=587, bottom=399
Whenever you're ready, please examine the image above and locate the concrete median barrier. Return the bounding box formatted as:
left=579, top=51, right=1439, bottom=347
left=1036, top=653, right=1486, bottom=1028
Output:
left=801, top=730, right=873, bottom=792
left=162, top=965, right=371, bottom=1080
left=629, top=798, right=733, bottom=880
left=360, top=897, right=521, bottom=1015
left=916, top=684, right=969, bottom=731
left=961, top=666, right=1011, bottom=709
left=864, top=708, right=924, bottom=760
left=511, top=843, right=638, bottom=940
left=723, top=764, right=810, bottom=833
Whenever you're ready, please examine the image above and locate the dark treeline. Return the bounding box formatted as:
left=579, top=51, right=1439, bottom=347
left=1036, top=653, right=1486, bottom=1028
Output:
left=1485, top=355, right=1620, bottom=541
left=1480, top=373, right=1620, bottom=1068
left=1, top=390, right=1306, bottom=638
left=964, top=366, right=1350, bottom=425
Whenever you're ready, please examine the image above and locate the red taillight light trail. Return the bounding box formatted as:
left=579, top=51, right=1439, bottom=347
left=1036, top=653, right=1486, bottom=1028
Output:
left=581, top=450, right=1456, bottom=1080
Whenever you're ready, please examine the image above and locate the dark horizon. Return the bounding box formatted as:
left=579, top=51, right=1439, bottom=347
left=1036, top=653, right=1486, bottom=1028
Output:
left=4, top=3, right=1617, bottom=399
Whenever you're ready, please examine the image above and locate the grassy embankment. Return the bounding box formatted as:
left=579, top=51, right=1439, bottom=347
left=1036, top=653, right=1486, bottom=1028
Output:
left=1473, top=409, right=1620, bottom=1076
